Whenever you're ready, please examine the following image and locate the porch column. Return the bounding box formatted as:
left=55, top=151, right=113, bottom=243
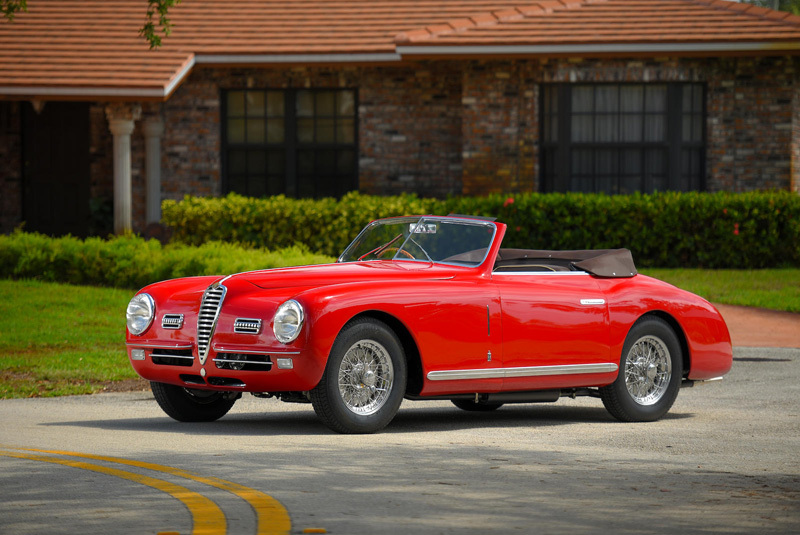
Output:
left=105, top=104, right=141, bottom=234
left=143, top=118, right=164, bottom=224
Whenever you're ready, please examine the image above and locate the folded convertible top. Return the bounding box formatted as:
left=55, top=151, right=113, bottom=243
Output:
left=495, top=248, right=637, bottom=278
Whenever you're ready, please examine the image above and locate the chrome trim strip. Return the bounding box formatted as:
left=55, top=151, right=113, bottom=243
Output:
left=427, top=363, right=618, bottom=381
left=151, top=353, right=194, bottom=361
left=213, top=346, right=300, bottom=355
left=125, top=342, right=194, bottom=350
left=580, top=299, right=606, bottom=305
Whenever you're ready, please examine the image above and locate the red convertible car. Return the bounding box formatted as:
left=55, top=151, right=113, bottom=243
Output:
left=126, top=215, right=732, bottom=433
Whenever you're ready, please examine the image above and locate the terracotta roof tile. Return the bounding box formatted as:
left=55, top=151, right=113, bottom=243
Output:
left=1, top=0, right=799, bottom=99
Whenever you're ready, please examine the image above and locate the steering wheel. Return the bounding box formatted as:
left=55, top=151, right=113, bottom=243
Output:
left=379, top=247, right=416, bottom=260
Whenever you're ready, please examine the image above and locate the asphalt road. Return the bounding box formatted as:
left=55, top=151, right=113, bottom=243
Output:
left=1, top=346, right=798, bottom=535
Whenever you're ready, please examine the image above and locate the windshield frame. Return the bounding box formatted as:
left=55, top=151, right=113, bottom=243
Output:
left=338, top=216, right=498, bottom=267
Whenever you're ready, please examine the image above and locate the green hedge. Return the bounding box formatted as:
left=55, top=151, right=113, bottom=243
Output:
left=162, top=191, right=800, bottom=268
left=0, top=231, right=335, bottom=289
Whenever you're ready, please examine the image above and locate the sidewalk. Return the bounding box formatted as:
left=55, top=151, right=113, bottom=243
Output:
left=714, top=304, right=800, bottom=349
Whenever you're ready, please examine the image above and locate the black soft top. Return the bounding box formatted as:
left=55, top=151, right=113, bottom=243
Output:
left=494, top=248, right=638, bottom=278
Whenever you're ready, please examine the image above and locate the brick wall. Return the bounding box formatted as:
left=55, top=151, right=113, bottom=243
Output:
left=3, top=56, right=798, bottom=235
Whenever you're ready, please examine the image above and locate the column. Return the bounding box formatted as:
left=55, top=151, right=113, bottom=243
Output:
left=105, top=104, right=141, bottom=234
left=143, top=118, right=164, bottom=224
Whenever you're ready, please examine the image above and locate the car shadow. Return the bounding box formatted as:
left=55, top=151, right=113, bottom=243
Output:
left=42, top=403, right=695, bottom=437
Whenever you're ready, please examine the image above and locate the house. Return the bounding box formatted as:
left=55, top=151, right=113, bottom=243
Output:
left=1, top=0, right=799, bottom=236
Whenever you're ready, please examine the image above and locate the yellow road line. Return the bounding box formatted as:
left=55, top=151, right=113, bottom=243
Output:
left=0, top=449, right=225, bottom=535
left=11, top=447, right=291, bottom=535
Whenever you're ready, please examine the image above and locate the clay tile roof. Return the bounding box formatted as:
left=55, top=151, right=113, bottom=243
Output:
left=1, top=0, right=799, bottom=100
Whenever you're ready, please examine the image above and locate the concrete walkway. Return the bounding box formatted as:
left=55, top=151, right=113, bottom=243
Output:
left=715, top=303, right=800, bottom=348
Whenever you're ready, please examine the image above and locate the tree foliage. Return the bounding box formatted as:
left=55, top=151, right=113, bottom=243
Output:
left=739, top=0, right=800, bottom=14
left=0, top=0, right=181, bottom=48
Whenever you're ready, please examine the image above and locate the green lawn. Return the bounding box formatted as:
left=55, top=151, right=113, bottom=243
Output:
left=1, top=269, right=798, bottom=399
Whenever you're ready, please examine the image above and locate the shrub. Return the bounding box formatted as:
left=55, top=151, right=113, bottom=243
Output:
left=161, top=191, right=800, bottom=268
left=0, top=231, right=335, bottom=289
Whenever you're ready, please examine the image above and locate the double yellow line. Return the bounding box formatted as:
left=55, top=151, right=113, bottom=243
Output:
left=0, top=446, right=291, bottom=535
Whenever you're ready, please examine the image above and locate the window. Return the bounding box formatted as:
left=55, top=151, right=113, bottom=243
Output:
left=222, top=89, right=357, bottom=198
left=541, top=84, right=705, bottom=194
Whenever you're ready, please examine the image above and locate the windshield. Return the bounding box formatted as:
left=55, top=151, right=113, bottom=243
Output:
left=338, top=216, right=496, bottom=266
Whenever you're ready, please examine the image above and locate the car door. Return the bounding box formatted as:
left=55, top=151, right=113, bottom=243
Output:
left=492, top=271, right=614, bottom=392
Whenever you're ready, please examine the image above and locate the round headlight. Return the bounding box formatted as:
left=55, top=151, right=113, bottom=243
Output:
left=126, top=293, right=155, bottom=336
left=273, top=299, right=304, bottom=344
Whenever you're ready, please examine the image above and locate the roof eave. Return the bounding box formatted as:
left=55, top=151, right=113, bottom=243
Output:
left=396, top=41, right=800, bottom=58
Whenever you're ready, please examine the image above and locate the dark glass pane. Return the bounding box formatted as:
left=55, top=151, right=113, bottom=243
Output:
left=572, top=149, right=594, bottom=175
left=317, top=149, right=336, bottom=174
left=620, top=86, right=643, bottom=112
left=248, top=151, right=267, bottom=174
left=267, top=149, right=285, bottom=174
left=646, top=149, right=667, bottom=192
left=337, top=118, right=355, bottom=144
left=246, top=119, right=265, bottom=144
left=249, top=176, right=267, bottom=197
left=227, top=118, right=245, bottom=143
left=228, top=150, right=246, bottom=174
left=595, top=114, right=618, bottom=142
left=267, top=91, right=284, bottom=116
left=596, top=86, right=618, bottom=113
left=297, top=118, right=314, bottom=143
left=297, top=150, right=314, bottom=175
left=338, top=90, right=355, bottom=116
left=645, top=85, right=667, bottom=112
left=572, top=86, right=594, bottom=113
left=621, top=149, right=642, bottom=175
left=571, top=115, right=593, bottom=142
left=620, top=114, right=642, bottom=142
left=644, top=115, right=665, bottom=142
left=317, top=117, right=336, bottom=143
left=227, top=91, right=245, bottom=116
left=228, top=174, right=247, bottom=194
left=296, top=91, right=314, bottom=117
left=247, top=91, right=265, bottom=117
left=267, top=173, right=284, bottom=196
left=316, top=91, right=335, bottom=116
left=338, top=149, right=355, bottom=175
left=267, top=118, right=285, bottom=143
left=596, top=149, right=617, bottom=176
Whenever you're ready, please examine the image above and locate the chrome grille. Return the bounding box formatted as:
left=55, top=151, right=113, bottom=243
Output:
left=197, top=284, right=226, bottom=364
left=162, top=314, right=184, bottom=330
left=234, top=318, right=262, bottom=334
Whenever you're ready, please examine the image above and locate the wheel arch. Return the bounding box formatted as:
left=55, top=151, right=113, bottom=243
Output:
left=348, top=310, right=424, bottom=396
left=635, top=311, right=690, bottom=377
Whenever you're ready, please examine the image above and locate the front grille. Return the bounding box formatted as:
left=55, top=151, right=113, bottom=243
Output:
left=214, top=352, right=272, bottom=371
left=197, top=284, right=226, bottom=364
left=162, top=314, right=184, bottom=330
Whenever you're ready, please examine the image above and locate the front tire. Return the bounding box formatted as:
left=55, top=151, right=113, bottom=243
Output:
left=150, top=382, right=237, bottom=422
left=600, top=317, right=683, bottom=422
left=310, top=318, right=407, bottom=434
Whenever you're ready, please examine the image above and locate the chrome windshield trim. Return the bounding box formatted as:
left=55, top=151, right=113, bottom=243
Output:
left=492, top=271, right=590, bottom=276
left=427, top=363, right=618, bottom=381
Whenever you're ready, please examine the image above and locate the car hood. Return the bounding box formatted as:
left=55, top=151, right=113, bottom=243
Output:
left=233, top=260, right=465, bottom=290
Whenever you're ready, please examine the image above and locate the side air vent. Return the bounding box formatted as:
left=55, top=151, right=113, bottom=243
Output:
left=162, top=314, right=184, bottom=330
left=234, top=318, right=262, bottom=334
left=197, top=284, right=226, bottom=364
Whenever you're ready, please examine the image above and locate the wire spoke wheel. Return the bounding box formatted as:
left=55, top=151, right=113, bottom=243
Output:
left=338, top=340, right=394, bottom=415
left=624, top=335, right=672, bottom=405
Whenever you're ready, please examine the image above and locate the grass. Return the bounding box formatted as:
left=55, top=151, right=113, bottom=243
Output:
left=0, top=279, right=137, bottom=398
left=639, top=268, right=800, bottom=313
left=1, top=268, right=798, bottom=399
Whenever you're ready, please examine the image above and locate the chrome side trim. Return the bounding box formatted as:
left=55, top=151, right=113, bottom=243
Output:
left=492, top=271, right=589, bottom=276
left=427, top=363, right=618, bottom=382
left=580, top=299, right=606, bottom=305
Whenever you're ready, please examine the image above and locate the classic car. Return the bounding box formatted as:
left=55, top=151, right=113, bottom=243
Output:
left=126, top=215, right=732, bottom=433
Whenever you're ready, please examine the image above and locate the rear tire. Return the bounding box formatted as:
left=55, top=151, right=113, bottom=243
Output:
left=310, top=318, right=406, bottom=434
left=150, top=382, right=237, bottom=422
left=600, top=317, right=682, bottom=422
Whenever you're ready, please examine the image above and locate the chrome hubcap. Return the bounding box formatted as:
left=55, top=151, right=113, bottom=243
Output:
left=338, top=340, right=394, bottom=415
left=625, top=335, right=672, bottom=406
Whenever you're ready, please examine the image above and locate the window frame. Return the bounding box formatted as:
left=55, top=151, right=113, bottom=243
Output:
left=540, top=83, right=706, bottom=194
left=220, top=88, right=359, bottom=198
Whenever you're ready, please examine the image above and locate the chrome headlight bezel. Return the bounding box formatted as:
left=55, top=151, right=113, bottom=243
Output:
left=273, top=299, right=304, bottom=344
left=126, top=293, right=155, bottom=336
